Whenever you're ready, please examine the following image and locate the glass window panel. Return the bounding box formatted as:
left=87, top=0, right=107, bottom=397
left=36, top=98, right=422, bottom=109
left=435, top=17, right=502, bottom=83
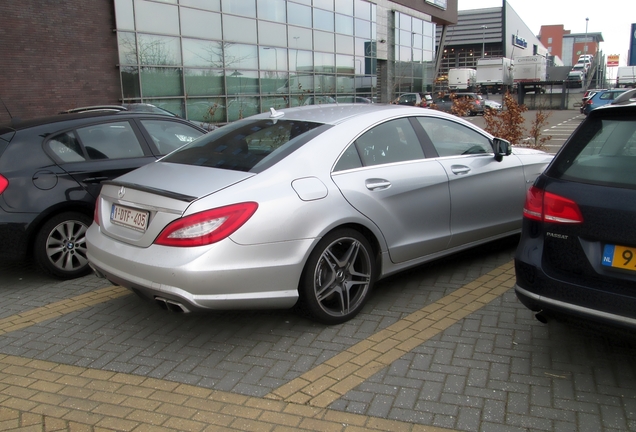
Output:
left=289, top=73, right=313, bottom=94
left=118, top=32, right=137, bottom=65
left=413, top=33, right=423, bottom=50
left=224, top=44, right=258, bottom=69
left=258, top=21, right=287, bottom=47
left=134, top=0, right=179, bottom=35
left=400, top=13, right=412, bottom=31
left=141, top=117, right=206, bottom=154
left=180, top=0, right=220, bottom=11
left=316, top=74, right=336, bottom=93
left=140, top=67, right=183, bottom=97
left=336, top=54, right=354, bottom=74
left=77, top=122, right=144, bottom=160
left=259, top=47, right=288, bottom=70
left=137, top=34, right=181, bottom=66
left=413, top=18, right=423, bottom=35
left=313, top=0, right=333, bottom=10
left=314, top=31, right=334, bottom=53
left=335, top=34, right=354, bottom=55
left=257, top=0, right=286, bottom=22
left=413, top=50, right=423, bottom=63
left=182, top=39, right=223, bottom=68
left=260, top=71, right=288, bottom=94
left=334, top=0, right=353, bottom=15
left=399, top=46, right=412, bottom=62
left=335, top=14, right=353, bottom=35
left=353, top=0, right=370, bottom=20
left=424, top=22, right=434, bottom=37
left=371, top=3, right=376, bottom=21
left=48, top=132, right=85, bottom=163
left=114, top=0, right=134, bottom=30
left=424, top=35, right=434, bottom=51
left=314, top=52, right=335, bottom=72
left=288, top=3, right=311, bottom=27
left=261, top=95, right=289, bottom=110
left=355, top=19, right=370, bottom=39
left=181, top=8, right=221, bottom=40
left=336, top=75, right=355, bottom=93
left=291, top=0, right=310, bottom=4
left=186, top=98, right=226, bottom=125
left=223, top=15, right=257, bottom=44
left=121, top=67, right=141, bottom=98
left=288, top=27, right=313, bottom=50
left=399, top=30, right=411, bottom=48
left=289, top=49, right=313, bottom=73
left=313, top=9, right=334, bottom=32
left=226, top=70, right=259, bottom=95
left=355, top=38, right=374, bottom=57
left=185, top=69, right=224, bottom=96
left=221, top=0, right=256, bottom=17
left=227, top=96, right=259, bottom=121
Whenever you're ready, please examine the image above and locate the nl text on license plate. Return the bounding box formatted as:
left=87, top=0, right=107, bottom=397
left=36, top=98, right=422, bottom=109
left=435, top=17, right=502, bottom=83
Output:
left=110, top=204, right=148, bottom=232
left=602, top=244, right=636, bottom=272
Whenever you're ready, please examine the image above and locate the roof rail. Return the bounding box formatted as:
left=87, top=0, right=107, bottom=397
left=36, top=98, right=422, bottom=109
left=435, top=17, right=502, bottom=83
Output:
left=59, top=105, right=127, bottom=114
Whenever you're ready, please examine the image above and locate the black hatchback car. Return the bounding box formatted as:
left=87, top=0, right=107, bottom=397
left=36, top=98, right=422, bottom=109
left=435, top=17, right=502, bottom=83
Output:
left=515, top=89, right=636, bottom=329
left=0, top=110, right=206, bottom=279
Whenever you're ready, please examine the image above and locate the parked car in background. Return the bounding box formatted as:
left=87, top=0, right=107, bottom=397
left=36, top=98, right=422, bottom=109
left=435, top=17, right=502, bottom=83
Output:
left=335, top=96, right=374, bottom=104
left=434, top=92, right=485, bottom=116
left=483, top=99, right=503, bottom=112
left=87, top=104, right=552, bottom=324
left=580, top=88, right=606, bottom=113
left=0, top=111, right=206, bottom=279
left=566, top=70, right=585, bottom=88
left=582, top=89, right=626, bottom=115
left=515, top=89, right=636, bottom=329
left=396, top=92, right=433, bottom=107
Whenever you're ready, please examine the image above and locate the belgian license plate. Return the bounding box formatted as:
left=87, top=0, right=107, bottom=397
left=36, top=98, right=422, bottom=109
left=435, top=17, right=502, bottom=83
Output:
left=602, top=244, right=636, bottom=271
left=110, top=204, right=148, bottom=232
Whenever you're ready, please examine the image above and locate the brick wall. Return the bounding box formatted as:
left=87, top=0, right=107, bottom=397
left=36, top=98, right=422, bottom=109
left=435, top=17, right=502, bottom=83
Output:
left=0, top=0, right=120, bottom=123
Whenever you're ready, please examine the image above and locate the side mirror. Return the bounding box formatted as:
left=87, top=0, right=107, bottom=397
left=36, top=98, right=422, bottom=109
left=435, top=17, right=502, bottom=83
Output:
left=493, top=137, right=511, bottom=162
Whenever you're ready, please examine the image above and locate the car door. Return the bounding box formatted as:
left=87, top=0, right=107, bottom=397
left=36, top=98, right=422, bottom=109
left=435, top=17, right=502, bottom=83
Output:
left=331, top=117, right=451, bottom=264
left=45, top=120, right=156, bottom=200
left=415, top=116, right=526, bottom=248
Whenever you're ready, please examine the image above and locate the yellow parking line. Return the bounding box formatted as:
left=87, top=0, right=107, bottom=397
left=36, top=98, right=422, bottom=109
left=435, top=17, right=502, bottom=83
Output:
left=266, top=261, right=515, bottom=407
left=0, top=286, right=130, bottom=336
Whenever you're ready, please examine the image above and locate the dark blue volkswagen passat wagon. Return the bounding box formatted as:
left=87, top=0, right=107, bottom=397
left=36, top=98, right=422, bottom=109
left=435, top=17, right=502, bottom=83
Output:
left=515, top=89, right=636, bottom=329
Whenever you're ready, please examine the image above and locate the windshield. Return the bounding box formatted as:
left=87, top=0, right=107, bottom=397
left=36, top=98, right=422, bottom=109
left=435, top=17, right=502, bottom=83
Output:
left=161, top=118, right=326, bottom=172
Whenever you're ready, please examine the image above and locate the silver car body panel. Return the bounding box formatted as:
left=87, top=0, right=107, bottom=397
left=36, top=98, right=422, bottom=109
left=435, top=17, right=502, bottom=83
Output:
left=87, top=104, right=553, bottom=313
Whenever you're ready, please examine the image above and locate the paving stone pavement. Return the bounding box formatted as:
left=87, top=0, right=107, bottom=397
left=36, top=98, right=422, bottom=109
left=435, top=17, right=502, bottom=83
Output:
left=1, top=236, right=636, bottom=431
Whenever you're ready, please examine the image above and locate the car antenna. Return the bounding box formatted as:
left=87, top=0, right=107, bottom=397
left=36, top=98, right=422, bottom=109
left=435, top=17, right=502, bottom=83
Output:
left=269, top=107, right=284, bottom=118
left=0, top=96, right=13, bottom=120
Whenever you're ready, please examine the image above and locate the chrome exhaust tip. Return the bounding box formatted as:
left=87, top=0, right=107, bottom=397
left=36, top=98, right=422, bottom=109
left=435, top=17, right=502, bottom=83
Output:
left=535, top=311, right=548, bottom=324
left=154, top=297, right=190, bottom=313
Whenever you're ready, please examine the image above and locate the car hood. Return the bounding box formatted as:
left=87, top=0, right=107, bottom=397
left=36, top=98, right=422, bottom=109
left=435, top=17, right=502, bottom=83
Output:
left=111, top=161, right=254, bottom=200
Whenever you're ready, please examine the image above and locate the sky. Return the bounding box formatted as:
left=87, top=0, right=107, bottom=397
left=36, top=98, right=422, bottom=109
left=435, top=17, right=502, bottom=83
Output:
left=457, top=0, right=633, bottom=68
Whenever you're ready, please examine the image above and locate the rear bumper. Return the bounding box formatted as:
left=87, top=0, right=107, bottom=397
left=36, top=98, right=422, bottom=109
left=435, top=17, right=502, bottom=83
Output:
left=515, top=284, right=636, bottom=329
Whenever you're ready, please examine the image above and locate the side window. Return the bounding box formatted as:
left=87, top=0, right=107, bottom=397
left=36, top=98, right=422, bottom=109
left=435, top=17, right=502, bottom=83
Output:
left=333, top=144, right=363, bottom=171
left=417, top=117, right=492, bottom=157
left=140, top=120, right=204, bottom=155
left=76, top=122, right=144, bottom=160
left=47, top=132, right=85, bottom=162
left=354, top=118, right=424, bottom=167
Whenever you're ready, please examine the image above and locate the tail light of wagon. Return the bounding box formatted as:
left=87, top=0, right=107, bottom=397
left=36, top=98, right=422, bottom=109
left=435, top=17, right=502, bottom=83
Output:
left=155, top=202, right=258, bottom=247
left=523, top=186, right=583, bottom=224
left=0, top=174, right=8, bottom=195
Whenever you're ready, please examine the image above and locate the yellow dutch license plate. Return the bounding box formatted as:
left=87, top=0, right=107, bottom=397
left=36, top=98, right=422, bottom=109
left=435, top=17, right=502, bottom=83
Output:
left=602, top=244, right=636, bottom=271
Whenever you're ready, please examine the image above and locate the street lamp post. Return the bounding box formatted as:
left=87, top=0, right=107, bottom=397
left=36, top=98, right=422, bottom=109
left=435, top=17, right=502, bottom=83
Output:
left=481, top=25, right=487, bottom=58
left=584, top=17, right=589, bottom=89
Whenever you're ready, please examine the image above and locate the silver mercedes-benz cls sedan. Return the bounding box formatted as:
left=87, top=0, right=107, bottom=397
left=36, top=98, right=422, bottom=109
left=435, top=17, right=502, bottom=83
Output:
left=87, top=104, right=552, bottom=324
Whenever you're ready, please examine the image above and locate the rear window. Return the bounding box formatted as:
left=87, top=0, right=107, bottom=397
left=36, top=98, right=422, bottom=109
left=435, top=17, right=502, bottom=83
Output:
left=161, top=118, right=326, bottom=172
left=549, top=114, right=636, bottom=189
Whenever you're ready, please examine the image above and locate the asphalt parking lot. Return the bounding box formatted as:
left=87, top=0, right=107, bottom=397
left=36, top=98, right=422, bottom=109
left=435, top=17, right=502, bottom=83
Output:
left=2, top=230, right=636, bottom=431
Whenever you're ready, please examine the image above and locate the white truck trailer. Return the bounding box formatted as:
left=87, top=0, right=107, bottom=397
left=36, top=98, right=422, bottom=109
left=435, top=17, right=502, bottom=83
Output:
left=448, top=68, right=476, bottom=91
left=617, top=66, right=636, bottom=88
left=513, top=55, right=547, bottom=93
left=476, top=57, right=514, bottom=94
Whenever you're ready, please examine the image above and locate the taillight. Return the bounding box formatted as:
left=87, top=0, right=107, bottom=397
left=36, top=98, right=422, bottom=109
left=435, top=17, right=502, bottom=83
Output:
left=0, top=174, right=8, bottom=194
left=155, top=202, right=258, bottom=247
left=523, top=186, right=583, bottom=224
left=586, top=99, right=593, bottom=105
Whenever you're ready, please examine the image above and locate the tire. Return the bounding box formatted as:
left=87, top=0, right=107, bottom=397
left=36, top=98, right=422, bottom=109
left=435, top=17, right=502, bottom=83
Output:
left=296, top=229, right=375, bottom=324
left=34, top=211, right=92, bottom=279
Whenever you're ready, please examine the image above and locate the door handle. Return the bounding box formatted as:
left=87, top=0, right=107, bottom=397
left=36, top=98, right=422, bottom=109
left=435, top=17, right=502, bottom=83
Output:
left=450, top=165, right=471, bottom=175
left=365, top=179, right=391, bottom=190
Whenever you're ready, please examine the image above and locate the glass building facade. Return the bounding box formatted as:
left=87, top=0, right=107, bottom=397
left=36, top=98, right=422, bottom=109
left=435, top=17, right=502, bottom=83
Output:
left=114, top=0, right=436, bottom=125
